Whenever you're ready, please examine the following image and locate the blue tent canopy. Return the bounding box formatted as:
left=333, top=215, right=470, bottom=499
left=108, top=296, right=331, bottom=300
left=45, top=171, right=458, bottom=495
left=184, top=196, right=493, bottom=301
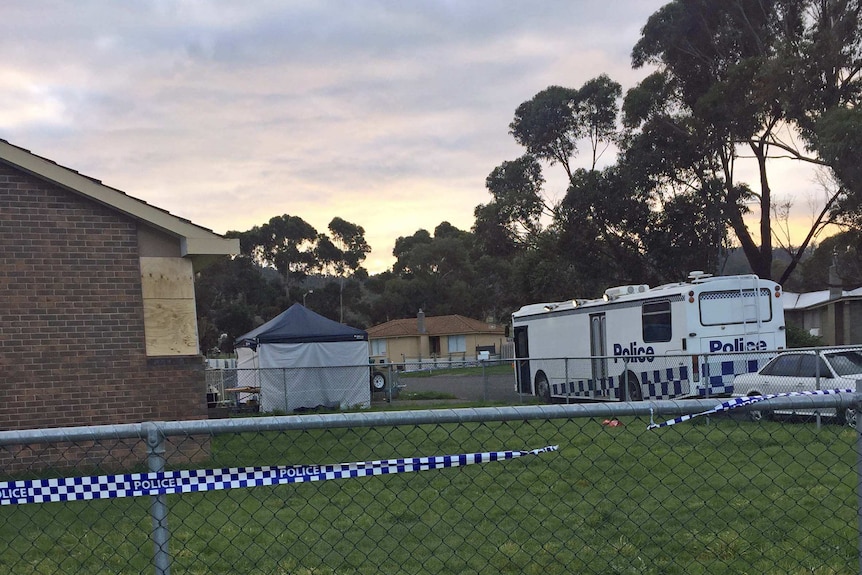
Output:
left=235, top=303, right=368, bottom=348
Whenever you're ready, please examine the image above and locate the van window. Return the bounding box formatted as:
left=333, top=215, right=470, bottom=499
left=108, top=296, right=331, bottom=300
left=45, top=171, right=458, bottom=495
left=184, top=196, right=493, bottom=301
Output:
left=699, top=288, right=772, bottom=326
left=642, top=301, right=672, bottom=343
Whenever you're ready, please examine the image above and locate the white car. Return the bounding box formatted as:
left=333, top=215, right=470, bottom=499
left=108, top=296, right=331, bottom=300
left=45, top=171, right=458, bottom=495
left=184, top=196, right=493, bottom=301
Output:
left=732, top=348, right=862, bottom=425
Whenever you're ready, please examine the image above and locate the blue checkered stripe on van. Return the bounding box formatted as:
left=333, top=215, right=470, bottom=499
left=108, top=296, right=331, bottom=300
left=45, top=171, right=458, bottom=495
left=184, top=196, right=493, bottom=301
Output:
left=701, top=358, right=763, bottom=396
left=550, top=357, right=766, bottom=400
left=552, top=365, right=691, bottom=400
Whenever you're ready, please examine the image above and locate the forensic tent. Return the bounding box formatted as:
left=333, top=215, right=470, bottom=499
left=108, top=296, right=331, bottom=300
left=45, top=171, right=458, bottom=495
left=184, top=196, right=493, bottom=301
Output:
left=235, top=304, right=370, bottom=412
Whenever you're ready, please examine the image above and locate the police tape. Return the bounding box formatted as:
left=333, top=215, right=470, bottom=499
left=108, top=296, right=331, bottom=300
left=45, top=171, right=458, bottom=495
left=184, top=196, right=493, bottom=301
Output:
left=0, top=445, right=559, bottom=506
left=646, top=388, right=854, bottom=430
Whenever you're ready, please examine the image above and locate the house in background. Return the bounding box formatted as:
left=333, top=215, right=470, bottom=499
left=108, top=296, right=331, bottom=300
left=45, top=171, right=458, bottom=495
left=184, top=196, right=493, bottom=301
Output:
left=0, top=139, right=239, bottom=432
left=783, top=258, right=862, bottom=346
left=367, top=309, right=507, bottom=367
left=783, top=287, right=862, bottom=346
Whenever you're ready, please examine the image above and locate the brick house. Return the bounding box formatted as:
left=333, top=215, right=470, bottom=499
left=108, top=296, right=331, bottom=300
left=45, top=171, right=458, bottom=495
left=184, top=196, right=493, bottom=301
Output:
left=783, top=287, right=862, bottom=346
left=367, top=310, right=507, bottom=367
left=0, top=139, right=239, bottom=431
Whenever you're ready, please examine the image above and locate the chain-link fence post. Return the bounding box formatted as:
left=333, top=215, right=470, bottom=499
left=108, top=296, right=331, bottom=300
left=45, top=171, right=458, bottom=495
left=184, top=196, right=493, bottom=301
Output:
left=622, top=357, right=629, bottom=402
left=482, top=360, right=488, bottom=402
left=815, top=349, right=823, bottom=430
left=704, top=354, right=710, bottom=426
left=145, top=422, right=171, bottom=575
left=856, top=378, right=862, bottom=575
left=564, top=358, right=570, bottom=404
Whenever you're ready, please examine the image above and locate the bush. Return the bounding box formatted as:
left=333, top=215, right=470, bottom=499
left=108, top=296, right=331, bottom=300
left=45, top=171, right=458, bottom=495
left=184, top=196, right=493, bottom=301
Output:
left=785, top=323, right=824, bottom=348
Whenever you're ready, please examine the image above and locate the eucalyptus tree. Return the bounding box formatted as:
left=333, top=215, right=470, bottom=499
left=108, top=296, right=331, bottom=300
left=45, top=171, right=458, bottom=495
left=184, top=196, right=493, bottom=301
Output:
left=321, top=217, right=371, bottom=321
left=229, top=214, right=318, bottom=293
left=194, top=255, right=284, bottom=353
left=628, top=0, right=862, bottom=282
left=510, top=75, right=622, bottom=175
left=327, top=217, right=371, bottom=276
left=478, top=76, right=653, bottom=289
left=387, top=223, right=484, bottom=318
left=477, top=155, right=547, bottom=249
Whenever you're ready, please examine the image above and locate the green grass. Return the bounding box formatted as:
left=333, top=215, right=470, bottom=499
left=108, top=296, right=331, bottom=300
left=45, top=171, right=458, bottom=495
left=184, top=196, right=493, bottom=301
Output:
left=397, top=390, right=458, bottom=400
left=0, top=416, right=856, bottom=574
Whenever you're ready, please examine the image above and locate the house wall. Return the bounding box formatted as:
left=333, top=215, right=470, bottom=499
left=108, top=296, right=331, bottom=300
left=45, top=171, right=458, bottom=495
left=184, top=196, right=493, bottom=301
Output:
left=371, top=334, right=505, bottom=365
left=850, top=302, right=862, bottom=344
left=0, top=164, right=207, bottom=431
left=787, top=301, right=862, bottom=346
left=371, top=336, right=420, bottom=364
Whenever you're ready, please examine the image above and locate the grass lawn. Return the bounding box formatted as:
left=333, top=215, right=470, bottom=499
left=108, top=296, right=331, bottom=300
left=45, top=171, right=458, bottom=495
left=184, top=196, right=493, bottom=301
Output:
left=0, top=415, right=856, bottom=574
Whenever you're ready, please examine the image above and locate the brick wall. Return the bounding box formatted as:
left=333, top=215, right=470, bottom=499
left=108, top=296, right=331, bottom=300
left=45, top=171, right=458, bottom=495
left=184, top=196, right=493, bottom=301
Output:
left=0, top=163, right=208, bottom=431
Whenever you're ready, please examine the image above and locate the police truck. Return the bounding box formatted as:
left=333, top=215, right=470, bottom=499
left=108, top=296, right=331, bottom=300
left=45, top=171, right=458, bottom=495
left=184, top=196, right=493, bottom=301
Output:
left=512, top=272, right=786, bottom=402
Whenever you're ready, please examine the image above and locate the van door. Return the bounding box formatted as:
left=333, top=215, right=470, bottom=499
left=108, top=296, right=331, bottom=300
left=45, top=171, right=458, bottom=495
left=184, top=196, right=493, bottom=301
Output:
left=513, top=326, right=531, bottom=394
left=590, top=313, right=607, bottom=398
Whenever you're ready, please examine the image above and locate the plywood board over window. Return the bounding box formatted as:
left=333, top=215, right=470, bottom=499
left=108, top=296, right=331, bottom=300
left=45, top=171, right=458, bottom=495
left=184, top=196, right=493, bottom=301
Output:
left=140, top=257, right=199, bottom=356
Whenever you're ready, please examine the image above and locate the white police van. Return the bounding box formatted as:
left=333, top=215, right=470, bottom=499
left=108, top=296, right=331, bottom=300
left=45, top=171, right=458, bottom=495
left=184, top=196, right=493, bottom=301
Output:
left=512, top=272, right=786, bottom=402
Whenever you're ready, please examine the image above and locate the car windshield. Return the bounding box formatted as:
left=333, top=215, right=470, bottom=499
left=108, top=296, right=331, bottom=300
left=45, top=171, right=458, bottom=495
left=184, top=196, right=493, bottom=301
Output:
left=825, top=351, right=862, bottom=376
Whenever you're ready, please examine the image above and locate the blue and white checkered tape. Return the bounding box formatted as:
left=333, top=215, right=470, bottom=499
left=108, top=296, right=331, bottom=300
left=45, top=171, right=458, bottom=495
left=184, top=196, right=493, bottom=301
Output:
left=552, top=357, right=772, bottom=401
left=646, top=389, right=854, bottom=429
left=0, top=445, right=558, bottom=506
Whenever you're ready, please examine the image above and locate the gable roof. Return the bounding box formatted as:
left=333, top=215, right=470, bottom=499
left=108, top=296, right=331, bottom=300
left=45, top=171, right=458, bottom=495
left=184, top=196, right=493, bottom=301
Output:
left=236, top=303, right=368, bottom=347
left=783, top=288, right=862, bottom=311
left=0, top=138, right=238, bottom=258
left=367, top=314, right=505, bottom=338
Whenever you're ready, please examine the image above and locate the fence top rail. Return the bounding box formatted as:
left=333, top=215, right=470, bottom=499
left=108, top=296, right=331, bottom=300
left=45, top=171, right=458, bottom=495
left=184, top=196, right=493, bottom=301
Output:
left=0, top=393, right=860, bottom=445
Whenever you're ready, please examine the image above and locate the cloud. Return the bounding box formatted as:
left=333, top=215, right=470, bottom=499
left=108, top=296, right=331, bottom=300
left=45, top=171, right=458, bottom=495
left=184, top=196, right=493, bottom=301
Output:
left=2, top=0, right=669, bottom=272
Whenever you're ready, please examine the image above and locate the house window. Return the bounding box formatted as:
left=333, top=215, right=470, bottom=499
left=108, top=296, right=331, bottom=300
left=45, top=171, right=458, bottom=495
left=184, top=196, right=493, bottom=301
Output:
left=370, top=339, right=386, bottom=356
left=448, top=335, right=466, bottom=353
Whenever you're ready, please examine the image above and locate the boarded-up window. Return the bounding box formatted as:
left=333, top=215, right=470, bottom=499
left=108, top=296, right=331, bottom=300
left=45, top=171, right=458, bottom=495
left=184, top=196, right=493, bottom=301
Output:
left=140, top=257, right=198, bottom=356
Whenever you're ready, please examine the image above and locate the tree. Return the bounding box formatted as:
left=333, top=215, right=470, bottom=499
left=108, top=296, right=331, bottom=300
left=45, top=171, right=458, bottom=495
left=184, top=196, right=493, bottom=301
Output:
left=327, top=217, right=371, bottom=275
left=324, top=217, right=371, bottom=322
left=818, top=108, right=862, bottom=227
left=229, top=214, right=318, bottom=293
left=481, top=75, right=638, bottom=291
left=481, top=155, right=547, bottom=248
left=797, top=229, right=862, bottom=290
left=628, top=0, right=862, bottom=282
left=388, top=223, right=484, bottom=318
left=509, top=75, right=622, bottom=175
left=392, top=229, right=434, bottom=277
left=194, top=256, right=283, bottom=353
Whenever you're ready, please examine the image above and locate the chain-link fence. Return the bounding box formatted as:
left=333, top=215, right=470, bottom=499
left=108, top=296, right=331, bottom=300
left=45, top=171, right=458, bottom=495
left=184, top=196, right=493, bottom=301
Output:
left=206, top=364, right=409, bottom=415
left=0, top=391, right=860, bottom=574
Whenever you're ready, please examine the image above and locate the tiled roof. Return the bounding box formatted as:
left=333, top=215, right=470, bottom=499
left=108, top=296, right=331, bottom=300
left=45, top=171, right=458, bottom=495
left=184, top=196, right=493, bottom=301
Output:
left=367, top=315, right=505, bottom=338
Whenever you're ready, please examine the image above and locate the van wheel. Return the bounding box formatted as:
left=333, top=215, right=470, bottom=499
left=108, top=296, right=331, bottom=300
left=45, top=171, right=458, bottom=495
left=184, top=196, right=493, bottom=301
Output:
left=624, top=372, right=642, bottom=401
left=535, top=374, right=551, bottom=403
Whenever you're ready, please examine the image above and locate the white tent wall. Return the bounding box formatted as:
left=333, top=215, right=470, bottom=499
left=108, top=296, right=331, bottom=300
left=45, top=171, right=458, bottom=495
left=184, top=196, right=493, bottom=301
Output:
left=257, top=341, right=371, bottom=412
left=232, top=347, right=262, bottom=404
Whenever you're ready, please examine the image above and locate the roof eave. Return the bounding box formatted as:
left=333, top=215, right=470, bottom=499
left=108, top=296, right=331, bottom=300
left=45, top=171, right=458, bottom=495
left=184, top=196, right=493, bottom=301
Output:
left=0, top=139, right=239, bottom=257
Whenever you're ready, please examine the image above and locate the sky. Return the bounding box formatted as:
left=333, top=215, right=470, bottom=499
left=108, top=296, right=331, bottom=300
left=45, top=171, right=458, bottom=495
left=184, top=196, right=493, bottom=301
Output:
left=0, top=1, right=829, bottom=273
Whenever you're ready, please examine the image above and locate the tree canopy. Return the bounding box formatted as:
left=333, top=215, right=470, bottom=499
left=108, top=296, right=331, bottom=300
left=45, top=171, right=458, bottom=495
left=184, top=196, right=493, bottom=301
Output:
left=196, top=1, right=862, bottom=354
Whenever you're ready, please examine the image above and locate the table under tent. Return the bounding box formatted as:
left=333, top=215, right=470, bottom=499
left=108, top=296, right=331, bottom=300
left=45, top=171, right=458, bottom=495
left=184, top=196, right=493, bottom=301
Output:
left=234, top=304, right=371, bottom=412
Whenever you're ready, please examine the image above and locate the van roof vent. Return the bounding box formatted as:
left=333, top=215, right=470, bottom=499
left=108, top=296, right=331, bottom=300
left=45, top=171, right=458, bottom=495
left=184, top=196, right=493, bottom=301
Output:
left=688, top=271, right=713, bottom=282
